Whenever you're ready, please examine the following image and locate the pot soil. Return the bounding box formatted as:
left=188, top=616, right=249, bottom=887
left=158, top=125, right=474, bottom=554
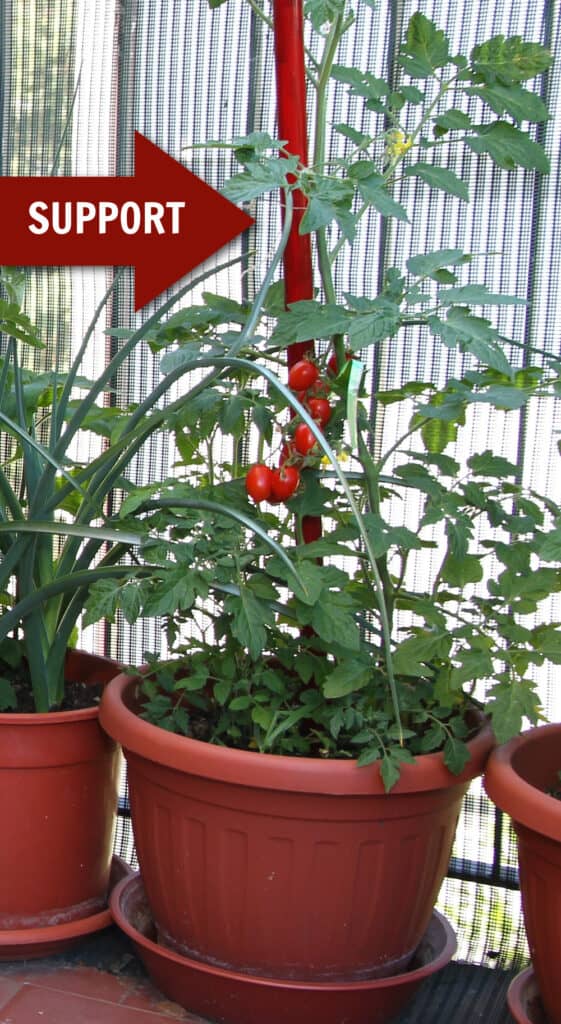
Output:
left=485, top=723, right=561, bottom=1024
left=101, top=671, right=493, bottom=982
left=0, top=650, right=121, bottom=937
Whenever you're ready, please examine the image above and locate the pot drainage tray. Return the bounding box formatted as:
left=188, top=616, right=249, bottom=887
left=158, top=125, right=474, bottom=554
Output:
left=0, top=855, right=132, bottom=960
left=508, top=967, right=549, bottom=1024
left=111, top=872, right=457, bottom=1024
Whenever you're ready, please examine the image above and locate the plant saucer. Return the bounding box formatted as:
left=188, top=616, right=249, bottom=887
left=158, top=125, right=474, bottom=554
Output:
left=507, top=967, right=549, bottom=1024
left=0, top=855, right=132, bottom=961
left=111, top=872, right=457, bottom=1024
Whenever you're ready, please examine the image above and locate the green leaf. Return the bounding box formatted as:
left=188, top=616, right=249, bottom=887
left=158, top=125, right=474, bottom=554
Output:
left=357, top=177, right=409, bottom=222
left=466, top=122, right=550, bottom=173
left=380, top=754, right=401, bottom=792
left=420, top=416, right=457, bottom=453
left=227, top=589, right=272, bottom=661
left=331, top=65, right=389, bottom=100
left=471, top=384, right=529, bottom=409
left=434, top=109, right=473, bottom=131
left=300, top=196, right=339, bottom=233
left=438, top=284, right=527, bottom=306
left=399, top=13, right=451, bottom=78
left=323, top=661, right=370, bottom=698
left=119, top=583, right=142, bottom=625
left=334, top=123, right=371, bottom=146
left=305, top=0, right=347, bottom=32
left=311, top=597, right=361, bottom=651
left=364, top=513, right=422, bottom=557
left=441, top=554, right=483, bottom=587
left=538, top=528, right=561, bottom=562
left=270, top=301, right=349, bottom=347
left=443, top=736, right=470, bottom=775
left=466, top=83, right=550, bottom=124
left=532, top=625, right=561, bottom=664
left=213, top=680, right=231, bottom=704
left=467, top=451, right=518, bottom=477
left=428, top=308, right=513, bottom=376
left=450, top=649, right=494, bottom=687
left=470, top=35, right=553, bottom=86
left=404, top=163, right=469, bottom=201
left=392, top=632, right=451, bottom=676
left=347, top=305, right=401, bottom=349
left=82, top=579, right=121, bottom=627
left=289, top=561, right=326, bottom=606
left=407, top=249, right=467, bottom=277
left=222, top=156, right=299, bottom=202
left=488, top=681, right=541, bottom=744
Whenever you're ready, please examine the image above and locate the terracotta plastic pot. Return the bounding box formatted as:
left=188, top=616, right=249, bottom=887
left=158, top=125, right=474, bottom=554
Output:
left=111, top=872, right=458, bottom=1024
left=485, top=723, right=561, bottom=1024
left=102, top=671, right=493, bottom=981
left=0, top=650, right=120, bottom=931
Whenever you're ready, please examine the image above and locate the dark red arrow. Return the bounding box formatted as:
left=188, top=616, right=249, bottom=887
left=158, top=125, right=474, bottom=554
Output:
left=0, top=132, right=254, bottom=310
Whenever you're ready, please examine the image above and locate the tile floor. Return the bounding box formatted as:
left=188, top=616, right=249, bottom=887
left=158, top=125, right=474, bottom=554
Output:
left=0, top=924, right=522, bottom=1024
left=0, top=929, right=204, bottom=1024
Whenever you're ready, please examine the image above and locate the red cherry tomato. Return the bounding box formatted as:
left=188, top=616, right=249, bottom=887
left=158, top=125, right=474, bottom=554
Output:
left=271, top=465, right=300, bottom=501
left=245, top=463, right=273, bottom=502
left=307, top=397, right=332, bottom=426
left=288, top=360, right=319, bottom=392
left=294, top=422, right=319, bottom=456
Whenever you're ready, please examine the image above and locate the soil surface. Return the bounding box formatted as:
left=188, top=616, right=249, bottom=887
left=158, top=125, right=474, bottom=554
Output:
left=7, top=677, right=104, bottom=714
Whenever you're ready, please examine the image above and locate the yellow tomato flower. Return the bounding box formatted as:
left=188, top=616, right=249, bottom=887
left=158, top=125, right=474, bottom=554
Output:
left=385, top=130, right=413, bottom=159
left=321, top=450, right=350, bottom=466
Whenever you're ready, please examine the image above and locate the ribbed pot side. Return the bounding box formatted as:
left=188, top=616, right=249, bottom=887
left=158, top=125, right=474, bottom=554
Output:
left=101, top=671, right=494, bottom=982
left=0, top=651, right=120, bottom=929
left=485, top=723, right=561, bottom=1024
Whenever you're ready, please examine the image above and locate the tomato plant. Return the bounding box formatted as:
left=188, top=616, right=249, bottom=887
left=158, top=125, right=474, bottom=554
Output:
left=271, top=465, right=300, bottom=500
left=288, top=359, right=319, bottom=392
left=245, top=463, right=273, bottom=502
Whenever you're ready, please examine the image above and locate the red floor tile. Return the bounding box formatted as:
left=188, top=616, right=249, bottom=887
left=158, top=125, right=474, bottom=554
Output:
left=120, top=977, right=196, bottom=1019
left=0, top=978, right=23, bottom=1011
left=0, top=984, right=201, bottom=1024
left=4, top=965, right=133, bottom=1004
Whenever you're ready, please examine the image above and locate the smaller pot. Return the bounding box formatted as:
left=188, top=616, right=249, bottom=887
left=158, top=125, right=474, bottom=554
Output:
left=485, top=724, right=561, bottom=1024
left=0, top=650, right=121, bottom=933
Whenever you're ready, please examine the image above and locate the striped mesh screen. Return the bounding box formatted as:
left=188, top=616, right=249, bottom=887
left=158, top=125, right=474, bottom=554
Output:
left=1, top=0, right=560, bottom=968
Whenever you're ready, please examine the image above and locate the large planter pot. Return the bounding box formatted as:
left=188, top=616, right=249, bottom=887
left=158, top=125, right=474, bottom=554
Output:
left=101, top=671, right=493, bottom=983
left=0, top=649, right=121, bottom=940
left=485, top=723, right=561, bottom=1024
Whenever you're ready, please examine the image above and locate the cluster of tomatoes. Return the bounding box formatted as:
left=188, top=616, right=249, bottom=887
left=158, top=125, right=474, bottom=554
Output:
left=245, top=357, right=333, bottom=505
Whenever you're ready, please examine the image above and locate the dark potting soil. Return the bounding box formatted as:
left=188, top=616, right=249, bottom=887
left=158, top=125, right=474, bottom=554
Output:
left=6, top=677, right=104, bottom=714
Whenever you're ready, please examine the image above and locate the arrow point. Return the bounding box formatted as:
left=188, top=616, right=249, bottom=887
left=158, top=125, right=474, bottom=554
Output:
left=133, top=134, right=254, bottom=310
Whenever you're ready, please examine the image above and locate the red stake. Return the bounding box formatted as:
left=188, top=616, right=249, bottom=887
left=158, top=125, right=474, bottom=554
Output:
left=273, top=0, right=322, bottom=544
left=272, top=0, right=314, bottom=367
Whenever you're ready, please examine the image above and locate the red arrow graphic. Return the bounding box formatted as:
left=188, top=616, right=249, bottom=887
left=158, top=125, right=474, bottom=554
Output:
left=0, top=132, right=254, bottom=310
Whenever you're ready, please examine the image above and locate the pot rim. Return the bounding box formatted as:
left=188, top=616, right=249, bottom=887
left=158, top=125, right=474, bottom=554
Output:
left=0, top=650, right=121, bottom=726
left=484, top=723, right=561, bottom=841
left=100, top=670, right=495, bottom=796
